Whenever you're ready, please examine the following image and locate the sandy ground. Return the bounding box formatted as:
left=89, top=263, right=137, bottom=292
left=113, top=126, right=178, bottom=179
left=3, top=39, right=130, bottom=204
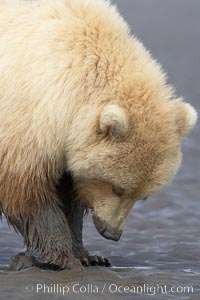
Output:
left=0, top=1, right=200, bottom=299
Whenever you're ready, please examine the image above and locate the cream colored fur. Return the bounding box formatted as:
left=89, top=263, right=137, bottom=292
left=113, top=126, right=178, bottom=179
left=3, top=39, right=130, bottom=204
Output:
left=0, top=0, right=198, bottom=256
left=99, top=104, right=129, bottom=138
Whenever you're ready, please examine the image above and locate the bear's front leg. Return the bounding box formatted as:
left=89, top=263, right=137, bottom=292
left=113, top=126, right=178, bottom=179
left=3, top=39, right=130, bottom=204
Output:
left=10, top=205, right=82, bottom=271
left=67, top=203, right=111, bottom=267
left=57, top=172, right=111, bottom=267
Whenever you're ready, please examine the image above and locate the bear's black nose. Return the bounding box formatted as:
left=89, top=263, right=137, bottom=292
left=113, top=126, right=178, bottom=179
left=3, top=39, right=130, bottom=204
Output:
left=100, top=226, right=122, bottom=241
left=93, top=215, right=122, bottom=241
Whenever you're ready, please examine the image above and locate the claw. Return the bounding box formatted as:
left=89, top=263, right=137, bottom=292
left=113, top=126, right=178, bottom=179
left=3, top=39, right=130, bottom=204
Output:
left=80, top=257, right=89, bottom=266
left=98, top=256, right=105, bottom=266
left=104, top=257, right=112, bottom=267
left=89, top=255, right=99, bottom=266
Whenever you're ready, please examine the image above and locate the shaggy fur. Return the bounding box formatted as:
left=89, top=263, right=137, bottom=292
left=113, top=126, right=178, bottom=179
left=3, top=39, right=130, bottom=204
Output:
left=0, top=0, right=197, bottom=269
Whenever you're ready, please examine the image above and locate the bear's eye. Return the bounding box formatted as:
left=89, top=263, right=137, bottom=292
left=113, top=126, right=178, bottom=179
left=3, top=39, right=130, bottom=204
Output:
left=112, top=186, right=123, bottom=198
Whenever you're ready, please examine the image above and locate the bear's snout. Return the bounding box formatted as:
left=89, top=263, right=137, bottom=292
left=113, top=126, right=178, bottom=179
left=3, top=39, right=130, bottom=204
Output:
left=93, top=215, right=122, bottom=241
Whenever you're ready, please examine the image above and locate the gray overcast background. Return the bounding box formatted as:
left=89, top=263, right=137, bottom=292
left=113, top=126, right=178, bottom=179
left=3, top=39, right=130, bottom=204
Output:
left=114, top=0, right=200, bottom=116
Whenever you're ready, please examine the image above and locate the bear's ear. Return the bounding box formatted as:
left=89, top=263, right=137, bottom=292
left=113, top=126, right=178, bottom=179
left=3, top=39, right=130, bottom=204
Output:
left=99, top=104, right=129, bottom=138
left=174, top=101, right=198, bottom=138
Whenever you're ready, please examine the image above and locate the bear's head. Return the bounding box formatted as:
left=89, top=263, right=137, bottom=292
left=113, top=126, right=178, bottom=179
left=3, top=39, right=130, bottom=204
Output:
left=67, top=99, right=197, bottom=241
left=63, top=3, right=197, bottom=240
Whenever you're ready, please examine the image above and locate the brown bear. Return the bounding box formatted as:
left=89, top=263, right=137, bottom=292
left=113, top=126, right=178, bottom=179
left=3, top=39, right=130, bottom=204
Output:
left=0, top=0, right=197, bottom=270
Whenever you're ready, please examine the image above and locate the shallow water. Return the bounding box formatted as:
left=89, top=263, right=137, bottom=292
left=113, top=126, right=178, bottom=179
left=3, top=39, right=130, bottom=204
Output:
left=1, top=1, right=200, bottom=299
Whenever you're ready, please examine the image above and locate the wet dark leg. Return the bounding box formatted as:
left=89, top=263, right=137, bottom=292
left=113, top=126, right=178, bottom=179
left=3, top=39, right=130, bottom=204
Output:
left=57, top=172, right=112, bottom=267
left=6, top=205, right=82, bottom=270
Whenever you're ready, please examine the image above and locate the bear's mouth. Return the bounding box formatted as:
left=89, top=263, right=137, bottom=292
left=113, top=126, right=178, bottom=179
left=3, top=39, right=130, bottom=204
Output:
left=92, top=214, right=122, bottom=241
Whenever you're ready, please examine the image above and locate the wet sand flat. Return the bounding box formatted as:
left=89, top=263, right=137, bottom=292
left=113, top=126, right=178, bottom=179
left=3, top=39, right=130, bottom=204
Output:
left=0, top=0, right=200, bottom=299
